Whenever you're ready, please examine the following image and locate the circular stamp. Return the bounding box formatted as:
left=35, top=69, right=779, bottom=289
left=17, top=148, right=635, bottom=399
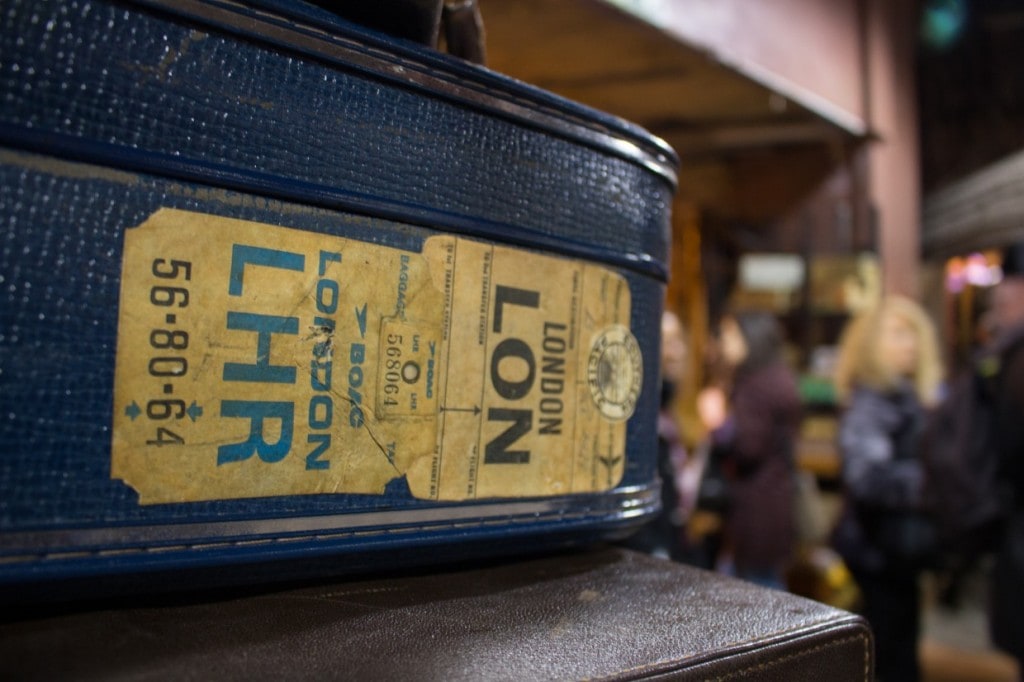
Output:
left=401, top=360, right=420, bottom=384
left=586, top=325, right=643, bottom=421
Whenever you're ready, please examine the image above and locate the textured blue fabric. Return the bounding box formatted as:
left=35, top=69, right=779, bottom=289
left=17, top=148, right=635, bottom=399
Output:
left=0, top=0, right=674, bottom=581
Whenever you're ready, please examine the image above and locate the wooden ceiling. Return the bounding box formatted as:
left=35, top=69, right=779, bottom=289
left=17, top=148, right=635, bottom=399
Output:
left=480, top=0, right=863, bottom=223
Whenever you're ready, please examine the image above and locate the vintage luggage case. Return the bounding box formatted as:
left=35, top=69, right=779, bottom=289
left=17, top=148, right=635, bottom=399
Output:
left=0, top=548, right=875, bottom=681
left=0, top=0, right=678, bottom=586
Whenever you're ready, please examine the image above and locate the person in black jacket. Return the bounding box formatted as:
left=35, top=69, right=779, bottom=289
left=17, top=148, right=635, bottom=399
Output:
left=832, top=296, right=943, bottom=682
left=985, top=248, right=1024, bottom=669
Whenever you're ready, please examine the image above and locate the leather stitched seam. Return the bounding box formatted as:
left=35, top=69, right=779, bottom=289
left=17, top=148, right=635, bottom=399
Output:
left=709, top=632, right=871, bottom=681
left=603, top=623, right=870, bottom=681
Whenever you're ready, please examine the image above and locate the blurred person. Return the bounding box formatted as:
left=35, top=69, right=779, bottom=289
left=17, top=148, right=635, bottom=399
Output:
left=708, top=311, right=801, bottom=589
left=622, top=310, right=692, bottom=561
left=982, top=246, right=1024, bottom=669
left=832, top=296, right=943, bottom=682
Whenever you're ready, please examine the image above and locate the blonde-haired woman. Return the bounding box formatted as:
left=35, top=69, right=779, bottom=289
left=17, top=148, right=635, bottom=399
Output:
left=832, top=296, right=943, bottom=682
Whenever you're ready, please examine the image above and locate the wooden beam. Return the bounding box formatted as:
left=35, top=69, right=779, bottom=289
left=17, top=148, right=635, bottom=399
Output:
left=657, top=121, right=846, bottom=159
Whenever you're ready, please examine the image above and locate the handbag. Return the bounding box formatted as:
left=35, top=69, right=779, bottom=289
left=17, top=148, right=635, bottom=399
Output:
left=793, top=470, right=830, bottom=547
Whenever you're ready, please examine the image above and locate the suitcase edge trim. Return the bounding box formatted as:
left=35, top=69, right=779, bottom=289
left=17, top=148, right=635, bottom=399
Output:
left=0, top=483, right=659, bottom=574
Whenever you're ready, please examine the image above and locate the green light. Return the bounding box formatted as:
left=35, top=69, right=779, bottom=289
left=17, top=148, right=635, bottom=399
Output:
left=921, top=0, right=967, bottom=50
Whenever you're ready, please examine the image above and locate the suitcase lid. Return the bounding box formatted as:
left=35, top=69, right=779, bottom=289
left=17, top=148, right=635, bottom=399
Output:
left=2, top=0, right=678, bottom=279
left=179, top=0, right=680, bottom=188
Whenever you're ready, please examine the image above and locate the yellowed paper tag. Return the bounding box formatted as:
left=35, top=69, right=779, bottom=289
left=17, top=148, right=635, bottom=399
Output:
left=111, top=209, right=639, bottom=504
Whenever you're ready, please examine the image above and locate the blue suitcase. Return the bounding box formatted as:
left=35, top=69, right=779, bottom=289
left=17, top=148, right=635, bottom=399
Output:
left=0, top=0, right=677, bottom=587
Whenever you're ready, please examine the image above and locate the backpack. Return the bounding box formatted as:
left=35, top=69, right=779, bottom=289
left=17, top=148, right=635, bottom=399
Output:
left=922, top=349, right=1016, bottom=560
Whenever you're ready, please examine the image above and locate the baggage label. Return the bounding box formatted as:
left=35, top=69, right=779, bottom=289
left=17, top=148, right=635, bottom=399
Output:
left=111, top=209, right=639, bottom=503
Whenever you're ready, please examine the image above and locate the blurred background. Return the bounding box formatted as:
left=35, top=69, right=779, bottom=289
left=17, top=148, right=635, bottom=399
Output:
left=476, top=1, right=1022, bottom=680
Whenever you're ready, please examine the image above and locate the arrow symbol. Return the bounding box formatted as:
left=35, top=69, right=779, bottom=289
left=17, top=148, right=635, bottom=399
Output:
left=440, top=405, right=481, bottom=415
left=186, top=401, right=204, bottom=422
left=355, top=303, right=367, bottom=339
left=599, top=454, right=623, bottom=486
left=125, top=401, right=142, bottom=421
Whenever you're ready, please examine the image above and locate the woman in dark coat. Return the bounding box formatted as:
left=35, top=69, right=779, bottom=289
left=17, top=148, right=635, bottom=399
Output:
left=981, top=271, right=1024, bottom=669
left=713, top=312, right=802, bottom=589
left=832, top=296, right=943, bottom=682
